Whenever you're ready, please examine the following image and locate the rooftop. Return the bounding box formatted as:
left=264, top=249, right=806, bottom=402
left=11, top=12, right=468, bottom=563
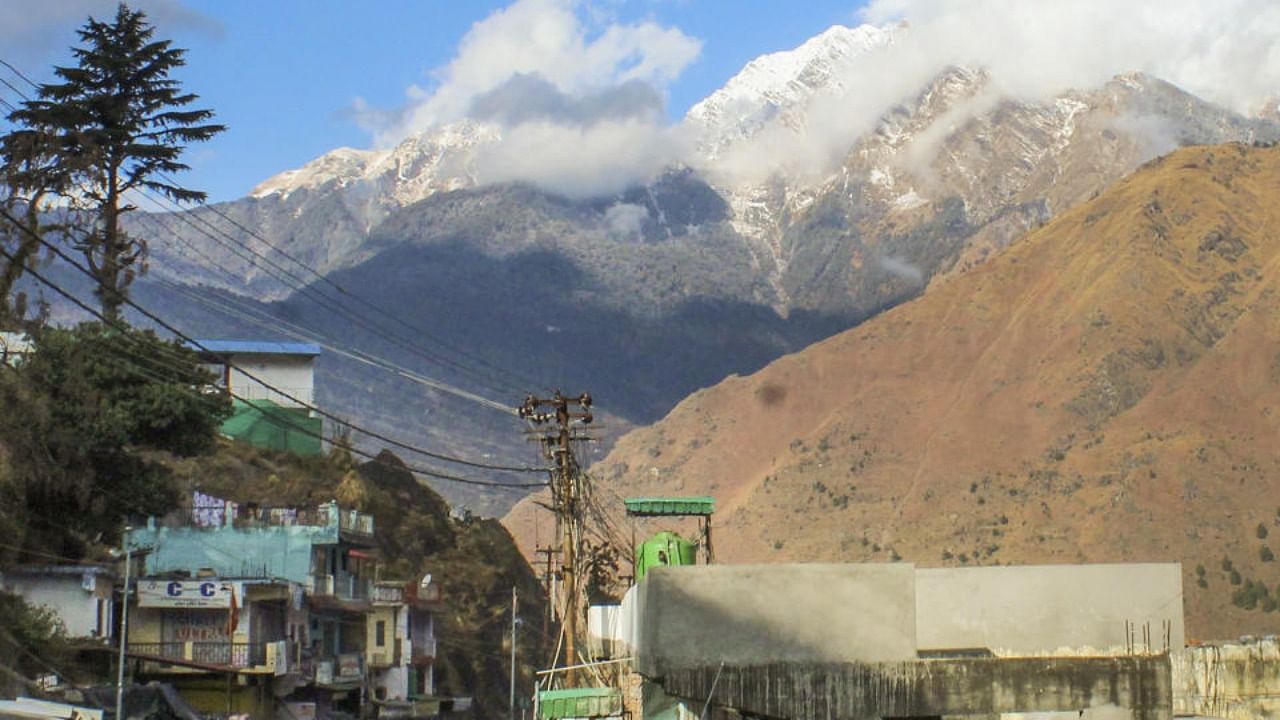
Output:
left=187, top=339, right=322, bottom=357
left=624, top=496, right=715, bottom=517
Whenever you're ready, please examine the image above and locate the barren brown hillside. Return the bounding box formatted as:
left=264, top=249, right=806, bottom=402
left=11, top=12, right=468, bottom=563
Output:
left=507, top=143, right=1280, bottom=641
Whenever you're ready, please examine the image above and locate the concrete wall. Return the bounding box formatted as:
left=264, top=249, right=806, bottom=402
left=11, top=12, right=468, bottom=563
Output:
left=635, top=564, right=916, bottom=677
left=1173, top=638, right=1280, bottom=719
left=227, top=354, right=315, bottom=407
left=661, top=656, right=1173, bottom=720
left=1, top=572, right=114, bottom=639
left=132, top=524, right=334, bottom=585
left=915, top=563, right=1184, bottom=655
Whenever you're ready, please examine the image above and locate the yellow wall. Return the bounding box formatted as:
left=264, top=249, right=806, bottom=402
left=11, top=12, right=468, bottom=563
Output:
left=169, top=675, right=275, bottom=718
left=366, top=607, right=396, bottom=664
left=128, top=607, right=164, bottom=643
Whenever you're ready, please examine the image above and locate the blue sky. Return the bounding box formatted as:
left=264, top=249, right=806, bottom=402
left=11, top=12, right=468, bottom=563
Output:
left=1, top=1, right=871, bottom=202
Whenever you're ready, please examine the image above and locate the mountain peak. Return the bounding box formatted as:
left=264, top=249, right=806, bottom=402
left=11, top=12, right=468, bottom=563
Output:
left=685, top=23, right=898, bottom=158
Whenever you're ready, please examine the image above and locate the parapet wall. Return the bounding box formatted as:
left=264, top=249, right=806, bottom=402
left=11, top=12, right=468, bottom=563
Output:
left=634, top=563, right=916, bottom=677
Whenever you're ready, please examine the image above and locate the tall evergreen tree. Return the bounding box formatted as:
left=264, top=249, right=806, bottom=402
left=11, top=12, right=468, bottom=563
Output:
left=0, top=3, right=224, bottom=321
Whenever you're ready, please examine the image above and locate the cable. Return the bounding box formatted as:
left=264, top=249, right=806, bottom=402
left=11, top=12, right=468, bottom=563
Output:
left=155, top=168, right=551, bottom=394
left=1, top=207, right=547, bottom=478
left=0, top=59, right=37, bottom=90
left=0, top=59, right=532, bottom=404
left=133, top=189, right=530, bottom=402
left=0, top=226, right=546, bottom=490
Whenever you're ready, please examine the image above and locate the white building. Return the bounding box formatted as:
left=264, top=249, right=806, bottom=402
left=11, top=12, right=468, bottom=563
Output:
left=0, top=331, right=32, bottom=366
left=0, top=565, right=117, bottom=640
left=189, top=339, right=321, bottom=408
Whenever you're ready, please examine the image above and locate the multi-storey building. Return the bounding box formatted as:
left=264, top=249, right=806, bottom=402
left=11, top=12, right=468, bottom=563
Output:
left=124, top=495, right=439, bottom=719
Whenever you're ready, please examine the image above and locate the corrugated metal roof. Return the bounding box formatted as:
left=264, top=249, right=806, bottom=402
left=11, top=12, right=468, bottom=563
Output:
left=624, top=496, right=715, bottom=517
left=188, top=339, right=322, bottom=356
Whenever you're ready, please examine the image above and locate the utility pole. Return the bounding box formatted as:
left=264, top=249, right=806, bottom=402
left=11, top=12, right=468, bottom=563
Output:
left=519, top=392, right=594, bottom=687
left=534, top=546, right=561, bottom=639
left=510, top=586, right=518, bottom=720
left=116, top=526, right=132, bottom=720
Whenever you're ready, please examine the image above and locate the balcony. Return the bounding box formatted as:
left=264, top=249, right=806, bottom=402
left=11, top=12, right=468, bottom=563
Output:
left=411, top=637, right=436, bottom=665
left=314, top=652, right=363, bottom=688
left=128, top=640, right=293, bottom=674
left=312, top=573, right=371, bottom=601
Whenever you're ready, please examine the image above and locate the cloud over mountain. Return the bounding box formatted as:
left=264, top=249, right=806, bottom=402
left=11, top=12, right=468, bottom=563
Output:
left=350, top=0, right=698, bottom=197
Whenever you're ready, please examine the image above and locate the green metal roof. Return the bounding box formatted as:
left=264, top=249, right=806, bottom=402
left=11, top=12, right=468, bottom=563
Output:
left=624, top=496, right=714, bottom=517
left=537, top=688, right=623, bottom=720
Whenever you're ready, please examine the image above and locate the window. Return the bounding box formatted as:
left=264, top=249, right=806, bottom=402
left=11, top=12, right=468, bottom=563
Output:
left=375, top=620, right=386, bottom=647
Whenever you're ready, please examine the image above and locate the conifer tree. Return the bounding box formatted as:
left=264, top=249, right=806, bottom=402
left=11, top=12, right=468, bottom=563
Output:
left=0, top=3, right=224, bottom=321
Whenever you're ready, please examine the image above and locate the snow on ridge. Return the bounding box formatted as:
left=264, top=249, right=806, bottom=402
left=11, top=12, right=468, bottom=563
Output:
left=250, top=120, right=500, bottom=202
left=684, top=23, right=897, bottom=154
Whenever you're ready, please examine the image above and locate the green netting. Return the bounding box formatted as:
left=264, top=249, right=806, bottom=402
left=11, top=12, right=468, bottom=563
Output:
left=222, top=399, right=322, bottom=456
left=538, top=688, right=623, bottom=720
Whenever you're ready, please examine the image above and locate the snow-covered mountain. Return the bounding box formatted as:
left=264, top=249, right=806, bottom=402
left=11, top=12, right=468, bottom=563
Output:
left=250, top=120, right=497, bottom=206
left=135, top=21, right=1280, bottom=512
left=683, top=24, right=898, bottom=161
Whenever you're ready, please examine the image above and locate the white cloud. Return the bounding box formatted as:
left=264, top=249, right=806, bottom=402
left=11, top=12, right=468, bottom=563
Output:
left=878, top=255, right=924, bottom=284
left=356, top=0, right=700, bottom=198
left=473, top=119, right=689, bottom=199
left=860, top=0, right=1280, bottom=113
left=368, top=0, right=700, bottom=146
left=705, top=0, right=1280, bottom=188
left=603, top=202, right=650, bottom=239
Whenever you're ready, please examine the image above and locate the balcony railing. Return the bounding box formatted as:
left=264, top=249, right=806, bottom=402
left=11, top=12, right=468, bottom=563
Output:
left=184, top=499, right=373, bottom=536
left=129, top=641, right=286, bottom=671
left=314, top=652, right=363, bottom=686
left=411, top=637, right=436, bottom=664
left=311, top=573, right=371, bottom=600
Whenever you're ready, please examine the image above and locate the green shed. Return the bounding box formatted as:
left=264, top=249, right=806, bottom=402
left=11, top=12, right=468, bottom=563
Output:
left=635, top=531, right=697, bottom=582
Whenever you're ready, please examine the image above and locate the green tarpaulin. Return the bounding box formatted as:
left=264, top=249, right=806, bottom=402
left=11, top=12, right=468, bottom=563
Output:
left=537, top=688, right=623, bottom=720
left=222, top=399, right=322, bottom=456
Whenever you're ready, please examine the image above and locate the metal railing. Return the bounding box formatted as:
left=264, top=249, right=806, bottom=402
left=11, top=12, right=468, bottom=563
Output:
left=412, top=637, right=436, bottom=663
left=129, top=641, right=269, bottom=669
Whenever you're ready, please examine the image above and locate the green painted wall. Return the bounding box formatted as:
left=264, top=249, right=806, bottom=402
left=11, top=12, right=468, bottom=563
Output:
left=130, top=521, right=337, bottom=584
left=635, top=532, right=697, bottom=582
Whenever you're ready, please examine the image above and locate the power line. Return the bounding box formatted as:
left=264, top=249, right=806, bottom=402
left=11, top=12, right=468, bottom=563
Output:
left=0, top=59, right=37, bottom=90
left=155, top=168, right=551, bottom=393
left=131, top=188, right=529, bottom=402
left=0, top=56, right=538, bottom=407
left=0, top=207, right=546, bottom=477
left=125, top=200, right=522, bottom=416
left=0, top=218, right=547, bottom=490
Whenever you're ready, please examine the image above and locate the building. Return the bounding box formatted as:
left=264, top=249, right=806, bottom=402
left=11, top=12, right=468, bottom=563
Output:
left=0, top=564, right=116, bottom=641
left=585, top=562, right=1186, bottom=720
left=123, top=495, right=440, bottom=720
left=188, top=339, right=324, bottom=455
left=0, top=331, right=32, bottom=366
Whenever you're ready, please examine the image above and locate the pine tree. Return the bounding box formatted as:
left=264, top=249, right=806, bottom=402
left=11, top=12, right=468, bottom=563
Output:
left=0, top=3, right=224, bottom=321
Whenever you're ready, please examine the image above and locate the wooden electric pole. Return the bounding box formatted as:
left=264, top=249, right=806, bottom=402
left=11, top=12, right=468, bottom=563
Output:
left=519, top=391, right=594, bottom=687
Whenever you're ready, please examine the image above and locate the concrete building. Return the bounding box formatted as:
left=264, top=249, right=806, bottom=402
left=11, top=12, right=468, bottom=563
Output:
left=0, top=565, right=116, bottom=640
left=589, top=561, right=1185, bottom=720
left=188, top=340, right=324, bottom=455
left=124, top=496, right=440, bottom=720
left=190, top=340, right=321, bottom=407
